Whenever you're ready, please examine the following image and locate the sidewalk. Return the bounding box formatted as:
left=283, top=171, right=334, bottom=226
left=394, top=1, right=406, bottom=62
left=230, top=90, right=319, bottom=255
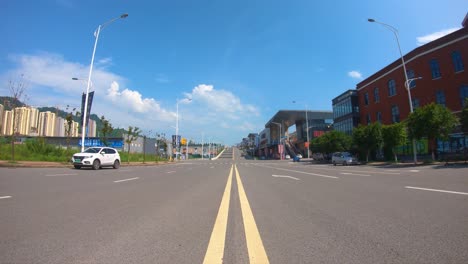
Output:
left=0, top=160, right=174, bottom=168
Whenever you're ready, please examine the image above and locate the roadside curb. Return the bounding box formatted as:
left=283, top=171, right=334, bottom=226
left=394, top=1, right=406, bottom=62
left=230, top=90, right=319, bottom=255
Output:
left=0, top=160, right=175, bottom=168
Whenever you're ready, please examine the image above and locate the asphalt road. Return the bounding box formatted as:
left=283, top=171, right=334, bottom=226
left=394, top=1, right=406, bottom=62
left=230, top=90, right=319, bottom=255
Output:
left=1, top=148, right=468, bottom=264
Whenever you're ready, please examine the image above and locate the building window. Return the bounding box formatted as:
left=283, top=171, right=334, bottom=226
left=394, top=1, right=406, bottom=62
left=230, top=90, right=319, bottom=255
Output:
left=412, top=98, right=420, bottom=109
left=461, top=85, right=468, bottom=106
left=374, top=88, right=380, bottom=103
left=364, top=92, right=369, bottom=106
left=452, top=51, right=464, bottom=72
left=436, top=90, right=446, bottom=106
left=407, top=69, right=416, bottom=88
left=376, top=111, right=382, bottom=123
left=388, top=79, right=396, bottom=97
left=430, top=59, right=441, bottom=79
left=366, top=114, right=371, bottom=124
left=391, top=105, right=400, bottom=123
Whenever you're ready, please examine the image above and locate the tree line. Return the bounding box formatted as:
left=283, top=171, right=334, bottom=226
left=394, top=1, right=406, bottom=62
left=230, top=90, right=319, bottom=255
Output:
left=311, top=101, right=468, bottom=163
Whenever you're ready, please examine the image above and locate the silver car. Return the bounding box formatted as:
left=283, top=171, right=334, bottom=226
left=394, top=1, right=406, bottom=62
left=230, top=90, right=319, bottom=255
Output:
left=332, top=152, right=358, bottom=166
left=72, top=147, right=121, bottom=170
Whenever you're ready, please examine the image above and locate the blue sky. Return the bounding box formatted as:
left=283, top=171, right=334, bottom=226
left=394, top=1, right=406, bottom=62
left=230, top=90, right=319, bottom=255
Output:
left=1, top=0, right=466, bottom=145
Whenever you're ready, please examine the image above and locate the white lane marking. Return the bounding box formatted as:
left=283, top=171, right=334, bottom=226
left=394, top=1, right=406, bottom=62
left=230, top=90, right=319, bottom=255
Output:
left=113, top=177, right=139, bottom=183
left=254, top=164, right=338, bottom=179
left=340, top=172, right=371, bottom=177
left=210, top=166, right=215, bottom=169
left=45, top=173, right=78, bottom=177
left=166, top=171, right=176, bottom=174
left=405, top=186, right=468, bottom=196
left=272, top=175, right=300, bottom=180
left=0, top=196, right=12, bottom=199
left=297, top=165, right=401, bottom=175
left=409, top=170, right=420, bottom=172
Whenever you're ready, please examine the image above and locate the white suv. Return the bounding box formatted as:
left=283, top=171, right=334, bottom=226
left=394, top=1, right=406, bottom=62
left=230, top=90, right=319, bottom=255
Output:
left=72, top=147, right=121, bottom=170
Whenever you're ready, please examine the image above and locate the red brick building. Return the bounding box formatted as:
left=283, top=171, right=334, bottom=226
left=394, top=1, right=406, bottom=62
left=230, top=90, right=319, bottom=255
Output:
left=357, top=19, right=468, bottom=127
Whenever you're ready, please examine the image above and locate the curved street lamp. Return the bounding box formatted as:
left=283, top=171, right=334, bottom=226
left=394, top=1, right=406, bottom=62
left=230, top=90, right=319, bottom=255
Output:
left=80, top=13, right=128, bottom=152
left=368, top=18, right=418, bottom=164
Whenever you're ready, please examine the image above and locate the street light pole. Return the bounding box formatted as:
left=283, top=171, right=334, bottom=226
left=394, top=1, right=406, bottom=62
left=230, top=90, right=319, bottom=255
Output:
left=175, top=98, right=192, bottom=160
left=368, top=18, right=418, bottom=164
left=80, top=13, right=128, bottom=152
left=175, top=100, right=179, bottom=160
left=305, top=105, right=310, bottom=159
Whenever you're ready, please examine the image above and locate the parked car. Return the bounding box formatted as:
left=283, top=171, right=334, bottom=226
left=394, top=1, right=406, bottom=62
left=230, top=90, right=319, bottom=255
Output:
left=296, top=154, right=303, bottom=159
left=331, top=152, right=358, bottom=166
left=72, top=147, right=121, bottom=170
left=285, top=155, right=291, bottom=159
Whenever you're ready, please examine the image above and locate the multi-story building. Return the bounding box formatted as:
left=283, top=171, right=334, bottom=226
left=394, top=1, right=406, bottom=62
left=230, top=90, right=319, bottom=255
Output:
left=332, top=90, right=360, bottom=135
left=29, top=107, right=40, bottom=136
left=38, top=111, right=56, bottom=137
left=356, top=15, right=467, bottom=152
left=55, top=117, right=66, bottom=137
left=2, top=110, right=14, bottom=135
left=71, top=120, right=79, bottom=137
left=357, top=17, right=467, bottom=125
left=88, top=119, right=97, bottom=137
left=13, top=107, right=32, bottom=135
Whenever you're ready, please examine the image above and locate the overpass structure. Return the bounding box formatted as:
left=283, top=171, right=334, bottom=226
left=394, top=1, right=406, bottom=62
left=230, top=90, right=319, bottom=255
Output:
left=260, top=110, right=333, bottom=159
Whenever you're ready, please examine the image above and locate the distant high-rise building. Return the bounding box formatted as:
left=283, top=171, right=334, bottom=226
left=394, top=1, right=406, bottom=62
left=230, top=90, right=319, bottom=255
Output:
left=3, top=110, right=14, bottom=135
left=14, top=107, right=32, bottom=135
left=88, top=119, right=97, bottom=137
left=55, top=117, right=65, bottom=137
left=29, top=107, right=40, bottom=136
left=71, top=120, right=80, bottom=137
left=38, top=111, right=56, bottom=137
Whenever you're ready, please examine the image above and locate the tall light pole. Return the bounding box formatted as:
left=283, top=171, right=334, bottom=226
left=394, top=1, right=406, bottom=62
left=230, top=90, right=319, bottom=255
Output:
left=80, top=13, right=128, bottom=152
left=368, top=18, right=417, bottom=164
left=292, top=101, right=310, bottom=158
left=272, top=121, right=283, bottom=160
left=201, top=132, right=204, bottom=160
left=175, top=98, right=192, bottom=160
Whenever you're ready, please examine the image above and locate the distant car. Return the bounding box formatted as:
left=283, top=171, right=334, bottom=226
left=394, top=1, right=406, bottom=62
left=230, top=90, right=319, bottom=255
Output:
left=296, top=154, right=303, bottom=159
left=332, top=152, right=358, bottom=166
left=72, top=147, right=121, bottom=170
left=285, top=155, right=291, bottom=159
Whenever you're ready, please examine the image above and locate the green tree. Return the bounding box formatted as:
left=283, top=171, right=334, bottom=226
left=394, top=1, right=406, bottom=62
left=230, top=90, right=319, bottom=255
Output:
left=382, top=123, right=407, bottom=163
left=64, top=105, right=78, bottom=150
left=310, top=131, right=352, bottom=156
left=407, top=103, right=459, bottom=160
left=99, top=116, right=113, bottom=146
left=461, top=98, right=468, bottom=134
left=6, top=74, right=29, bottom=162
left=352, top=123, right=383, bottom=162
left=125, top=126, right=141, bottom=163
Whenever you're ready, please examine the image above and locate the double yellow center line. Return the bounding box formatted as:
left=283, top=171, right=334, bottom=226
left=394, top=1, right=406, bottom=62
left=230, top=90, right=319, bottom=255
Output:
left=203, top=164, right=269, bottom=264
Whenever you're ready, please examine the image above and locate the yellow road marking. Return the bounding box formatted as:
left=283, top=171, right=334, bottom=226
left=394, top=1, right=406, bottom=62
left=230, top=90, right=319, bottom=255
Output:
left=235, top=164, right=270, bottom=263
left=203, top=165, right=233, bottom=264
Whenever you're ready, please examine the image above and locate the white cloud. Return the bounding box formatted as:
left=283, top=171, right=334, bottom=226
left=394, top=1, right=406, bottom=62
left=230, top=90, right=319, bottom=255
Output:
left=106, top=81, right=173, bottom=121
left=348, top=70, right=363, bottom=79
left=0, top=53, right=264, bottom=144
left=416, top=27, right=460, bottom=45
left=186, top=84, right=259, bottom=118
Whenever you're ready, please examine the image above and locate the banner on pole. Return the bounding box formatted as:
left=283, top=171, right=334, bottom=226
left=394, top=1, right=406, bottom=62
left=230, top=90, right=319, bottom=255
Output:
left=80, top=91, right=94, bottom=127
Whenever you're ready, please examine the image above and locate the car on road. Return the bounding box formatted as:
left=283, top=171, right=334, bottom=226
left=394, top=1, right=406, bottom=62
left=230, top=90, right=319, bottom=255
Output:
left=332, top=152, right=358, bottom=166
left=72, top=147, right=121, bottom=170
